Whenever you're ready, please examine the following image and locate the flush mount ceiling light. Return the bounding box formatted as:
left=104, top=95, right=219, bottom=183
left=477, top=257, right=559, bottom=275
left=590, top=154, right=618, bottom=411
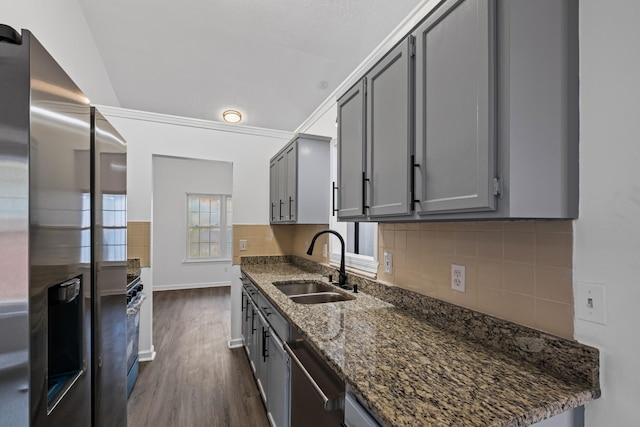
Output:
left=222, top=110, right=242, bottom=124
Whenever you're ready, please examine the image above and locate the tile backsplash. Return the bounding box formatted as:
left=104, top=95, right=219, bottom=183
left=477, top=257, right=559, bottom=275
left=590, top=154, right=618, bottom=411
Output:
left=233, top=224, right=329, bottom=265
left=234, top=220, right=573, bottom=339
left=127, top=221, right=151, bottom=267
left=378, top=221, right=574, bottom=339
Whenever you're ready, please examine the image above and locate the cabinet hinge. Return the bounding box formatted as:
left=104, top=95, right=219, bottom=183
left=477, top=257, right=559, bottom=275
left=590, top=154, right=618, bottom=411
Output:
left=493, top=177, right=502, bottom=196
left=409, top=35, right=416, bottom=57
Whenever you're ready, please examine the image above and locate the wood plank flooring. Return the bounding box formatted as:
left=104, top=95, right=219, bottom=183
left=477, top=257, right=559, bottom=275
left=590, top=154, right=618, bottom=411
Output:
left=127, top=287, right=270, bottom=427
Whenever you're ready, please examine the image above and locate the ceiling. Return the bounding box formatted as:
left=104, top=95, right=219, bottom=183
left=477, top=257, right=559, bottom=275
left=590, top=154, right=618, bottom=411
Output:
left=78, top=0, right=423, bottom=131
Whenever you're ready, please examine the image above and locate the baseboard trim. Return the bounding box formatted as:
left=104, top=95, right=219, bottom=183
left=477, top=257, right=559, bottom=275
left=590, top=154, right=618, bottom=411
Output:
left=228, top=338, right=244, bottom=349
left=138, top=345, right=156, bottom=362
left=154, top=282, right=230, bottom=292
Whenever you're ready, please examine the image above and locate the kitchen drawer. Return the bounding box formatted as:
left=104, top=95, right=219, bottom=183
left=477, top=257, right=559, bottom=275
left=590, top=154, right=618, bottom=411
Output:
left=256, top=292, right=289, bottom=342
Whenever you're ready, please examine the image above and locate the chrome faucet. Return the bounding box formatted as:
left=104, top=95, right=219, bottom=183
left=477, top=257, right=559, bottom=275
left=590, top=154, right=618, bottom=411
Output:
left=306, top=229, right=357, bottom=293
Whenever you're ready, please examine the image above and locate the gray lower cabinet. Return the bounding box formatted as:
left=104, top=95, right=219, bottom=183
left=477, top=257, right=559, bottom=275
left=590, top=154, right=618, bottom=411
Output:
left=336, top=0, right=579, bottom=222
left=266, top=330, right=290, bottom=427
left=241, top=278, right=290, bottom=427
left=256, top=311, right=269, bottom=401
left=269, top=133, right=331, bottom=224
left=241, top=290, right=251, bottom=355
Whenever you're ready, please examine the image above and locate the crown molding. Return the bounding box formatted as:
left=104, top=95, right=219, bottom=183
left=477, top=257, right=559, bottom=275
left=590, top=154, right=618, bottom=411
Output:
left=94, top=105, right=294, bottom=141
left=295, top=0, right=442, bottom=134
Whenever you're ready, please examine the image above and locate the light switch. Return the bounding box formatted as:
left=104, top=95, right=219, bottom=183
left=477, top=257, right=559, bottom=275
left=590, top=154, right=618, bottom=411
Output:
left=239, top=240, right=247, bottom=251
left=576, top=282, right=606, bottom=325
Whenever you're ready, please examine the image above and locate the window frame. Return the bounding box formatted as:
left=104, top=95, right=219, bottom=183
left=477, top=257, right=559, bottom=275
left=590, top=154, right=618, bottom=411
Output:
left=184, top=193, right=232, bottom=263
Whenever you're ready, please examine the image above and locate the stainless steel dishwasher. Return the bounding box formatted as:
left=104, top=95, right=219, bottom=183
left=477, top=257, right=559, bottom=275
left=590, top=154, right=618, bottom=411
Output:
left=285, top=330, right=345, bottom=427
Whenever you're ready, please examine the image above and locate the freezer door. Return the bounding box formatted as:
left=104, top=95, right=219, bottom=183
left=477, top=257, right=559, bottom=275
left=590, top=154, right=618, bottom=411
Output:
left=91, top=107, right=128, bottom=427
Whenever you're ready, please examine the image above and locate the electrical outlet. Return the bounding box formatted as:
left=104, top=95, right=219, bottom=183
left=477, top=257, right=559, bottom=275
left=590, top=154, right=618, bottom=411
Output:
left=322, top=244, right=328, bottom=257
left=576, top=282, right=606, bottom=325
left=451, top=264, right=466, bottom=292
left=239, top=240, right=247, bottom=251
left=383, top=252, right=393, bottom=274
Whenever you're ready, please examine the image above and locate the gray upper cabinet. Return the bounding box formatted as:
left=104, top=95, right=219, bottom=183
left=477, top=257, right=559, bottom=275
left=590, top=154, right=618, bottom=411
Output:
left=337, top=37, right=414, bottom=220
left=337, top=80, right=366, bottom=220
left=414, top=0, right=496, bottom=215
left=284, top=143, right=297, bottom=221
left=366, top=37, right=414, bottom=218
left=269, top=133, right=331, bottom=224
left=269, top=160, right=278, bottom=222
left=336, top=0, right=579, bottom=222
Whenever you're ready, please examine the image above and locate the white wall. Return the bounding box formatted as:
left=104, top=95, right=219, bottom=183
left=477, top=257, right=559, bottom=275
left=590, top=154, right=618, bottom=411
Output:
left=99, top=106, right=291, bottom=356
left=574, top=0, right=640, bottom=425
left=152, top=155, right=233, bottom=291
left=1, top=0, right=119, bottom=106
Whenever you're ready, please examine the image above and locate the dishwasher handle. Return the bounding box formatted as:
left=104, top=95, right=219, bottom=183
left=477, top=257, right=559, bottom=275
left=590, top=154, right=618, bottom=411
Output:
left=284, top=342, right=343, bottom=412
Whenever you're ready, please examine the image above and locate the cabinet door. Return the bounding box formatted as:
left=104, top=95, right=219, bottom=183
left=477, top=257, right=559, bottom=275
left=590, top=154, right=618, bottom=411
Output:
left=366, top=37, right=414, bottom=218
left=269, top=160, right=278, bottom=222
left=337, top=79, right=366, bottom=219
left=256, top=312, right=269, bottom=402
left=241, top=291, right=249, bottom=351
left=275, top=152, right=286, bottom=222
left=414, top=0, right=496, bottom=214
left=266, top=331, right=290, bottom=427
left=285, top=143, right=297, bottom=221
left=249, top=302, right=258, bottom=374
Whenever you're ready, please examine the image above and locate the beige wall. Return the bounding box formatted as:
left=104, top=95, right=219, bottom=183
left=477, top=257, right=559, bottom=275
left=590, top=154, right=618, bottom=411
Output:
left=127, top=221, right=151, bottom=267
left=378, top=221, right=574, bottom=339
left=232, top=224, right=329, bottom=265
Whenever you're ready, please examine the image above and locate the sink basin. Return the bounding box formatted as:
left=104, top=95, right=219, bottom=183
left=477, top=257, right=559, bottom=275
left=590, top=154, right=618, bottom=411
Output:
left=289, top=292, right=354, bottom=304
left=273, top=281, right=335, bottom=296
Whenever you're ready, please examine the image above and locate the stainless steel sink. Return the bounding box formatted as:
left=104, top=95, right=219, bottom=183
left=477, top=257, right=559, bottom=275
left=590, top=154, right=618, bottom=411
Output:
left=289, top=292, right=353, bottom=304
left=273, top=281, right=335, bottom=296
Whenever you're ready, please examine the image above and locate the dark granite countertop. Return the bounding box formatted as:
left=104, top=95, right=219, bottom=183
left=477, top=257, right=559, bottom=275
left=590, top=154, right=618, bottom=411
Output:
left=241, top=256, right=599, bottom=427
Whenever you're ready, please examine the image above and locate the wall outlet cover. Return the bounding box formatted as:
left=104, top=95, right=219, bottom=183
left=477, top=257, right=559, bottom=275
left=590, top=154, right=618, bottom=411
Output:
left=383, top=252, right=393, bottom=274
left=451, top=264, right=466, bottom=292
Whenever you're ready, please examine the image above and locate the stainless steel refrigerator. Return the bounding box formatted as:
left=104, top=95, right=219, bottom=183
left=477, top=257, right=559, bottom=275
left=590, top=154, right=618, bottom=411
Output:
left=0, top=25, right=128, bottom=426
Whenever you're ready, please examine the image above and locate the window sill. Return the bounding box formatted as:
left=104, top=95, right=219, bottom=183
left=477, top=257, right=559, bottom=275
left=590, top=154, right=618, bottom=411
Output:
left=182, top=258, right=231, bottom=265
left=329, top=252, right=378, bottom=277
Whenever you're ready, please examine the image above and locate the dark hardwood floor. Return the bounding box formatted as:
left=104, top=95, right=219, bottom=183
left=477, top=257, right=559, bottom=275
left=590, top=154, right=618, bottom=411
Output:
left=127, top=287, right=270, bottom=427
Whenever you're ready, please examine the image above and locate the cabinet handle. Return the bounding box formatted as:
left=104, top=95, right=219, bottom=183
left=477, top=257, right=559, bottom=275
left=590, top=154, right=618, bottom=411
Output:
left=362, top=172, right=370, bottom=213
left=262, top=329, right=269, bottom=362
left=279, top=199, right=283, bottom=220
left=251, top=309, right=256, bottom=334
left=332, top=182, right=338, bottom=216
left=410, top=154, right=421, bottom=209
left=289, top=196, right=293, bottom=219
left=244, top=301, right=250, bottom=321
left=261, top=306, right=271, bottom=316
left=271, top=203, right=275, bottom=221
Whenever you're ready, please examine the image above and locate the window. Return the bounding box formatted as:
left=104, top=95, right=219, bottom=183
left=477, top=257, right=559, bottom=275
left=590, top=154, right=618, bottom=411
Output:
left=346, top=222, right=376, bottom=256
left=187, top=194, right=232, bottom=260
left=329, top=140, right=378, bottom=274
